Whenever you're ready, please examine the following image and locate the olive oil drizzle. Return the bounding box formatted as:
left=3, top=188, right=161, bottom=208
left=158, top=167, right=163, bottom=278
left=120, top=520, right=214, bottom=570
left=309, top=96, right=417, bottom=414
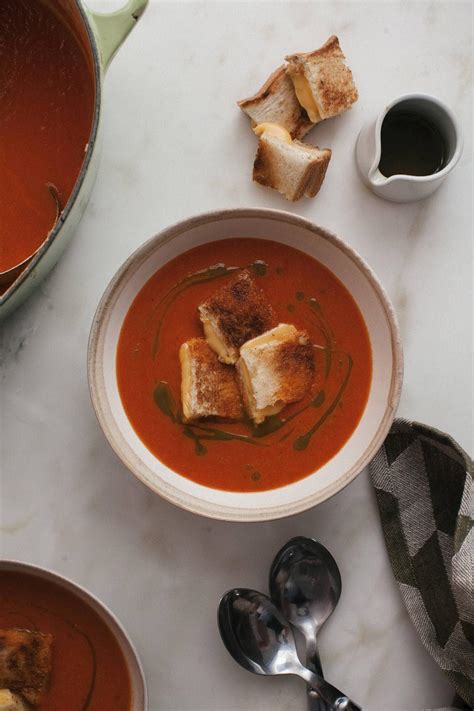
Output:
left=309, top=298, right=333, bottom=378
left=151, top=261, right=267, bottom=357
left=151, top=261, right=354, bottom=457
left=250, top=387, right=327, bottom=440
left=293, top=353, right=353, bottom=451
left=154, top=381, right=268, bottom=454
left=35, top=604, right=97, bottom=711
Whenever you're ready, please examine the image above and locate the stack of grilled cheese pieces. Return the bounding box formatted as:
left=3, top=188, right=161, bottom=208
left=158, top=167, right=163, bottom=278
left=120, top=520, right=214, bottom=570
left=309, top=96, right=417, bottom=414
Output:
left=238, top=35, right=358, bottom=201
left=180, top=271, right=315, bottom=424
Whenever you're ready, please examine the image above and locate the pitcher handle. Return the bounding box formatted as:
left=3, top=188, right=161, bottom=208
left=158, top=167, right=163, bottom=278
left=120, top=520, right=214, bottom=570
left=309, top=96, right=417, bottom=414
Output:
left=87, top=0, right=148, bottom=71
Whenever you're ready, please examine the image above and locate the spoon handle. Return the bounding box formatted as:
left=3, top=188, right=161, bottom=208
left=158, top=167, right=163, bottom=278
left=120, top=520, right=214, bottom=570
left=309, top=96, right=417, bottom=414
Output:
left=308, top=685, right=330, bottom=711
left=305, top=639, right=330, bottom=711
left=301, top=668, right=362, bottom=711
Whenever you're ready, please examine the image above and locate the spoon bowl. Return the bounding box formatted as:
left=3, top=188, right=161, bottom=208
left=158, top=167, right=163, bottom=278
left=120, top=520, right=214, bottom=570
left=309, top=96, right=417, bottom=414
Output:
left=269, top=537, right=342, bottom=641
left=218, top=588, right=361, bottom=710
left=219, top=588, right=299, bottom=678
left=269, top=537, right=342, bottom=709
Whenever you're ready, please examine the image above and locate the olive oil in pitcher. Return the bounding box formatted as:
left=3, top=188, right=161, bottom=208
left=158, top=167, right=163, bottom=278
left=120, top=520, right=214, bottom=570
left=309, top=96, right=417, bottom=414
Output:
left=378, top=111, right=447, bottom=178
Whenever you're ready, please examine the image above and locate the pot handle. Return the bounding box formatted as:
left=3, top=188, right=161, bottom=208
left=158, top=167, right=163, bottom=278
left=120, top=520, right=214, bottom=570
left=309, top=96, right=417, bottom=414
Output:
left=87, top=0, right=148, bottom=71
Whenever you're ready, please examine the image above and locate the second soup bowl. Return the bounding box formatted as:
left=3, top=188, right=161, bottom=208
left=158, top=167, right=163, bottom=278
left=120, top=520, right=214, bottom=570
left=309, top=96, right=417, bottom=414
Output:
left=88, top=208, right=403, bottom=521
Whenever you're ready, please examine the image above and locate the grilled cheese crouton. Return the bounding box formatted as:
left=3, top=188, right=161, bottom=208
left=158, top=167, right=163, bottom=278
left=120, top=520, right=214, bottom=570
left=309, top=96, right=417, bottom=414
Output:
left=238, top=65, right=314, bottom=139
left=180, top=338, right=242, bottom=421
left=198, top=270, right=275, bottom=364
left=237, top=324, right=315, bottom=424
left=0, top=629, right=53, bottom=706
left=253, top=130, right=331, bottom=201
left=286, top=36, right=358, bottom=123
left=0, top=690, right=30, bottom=711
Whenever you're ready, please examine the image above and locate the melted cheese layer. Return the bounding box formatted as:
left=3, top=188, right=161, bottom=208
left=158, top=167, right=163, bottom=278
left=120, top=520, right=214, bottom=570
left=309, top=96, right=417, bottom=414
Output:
left=289, top=73, right=321, bottom=123
left=253, top=122, right=292, bottom=144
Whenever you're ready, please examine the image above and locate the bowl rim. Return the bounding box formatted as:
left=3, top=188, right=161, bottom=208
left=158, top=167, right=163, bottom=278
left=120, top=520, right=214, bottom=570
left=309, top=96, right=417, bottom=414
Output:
left=88, top=207, right=403, bottom=521
left=0, top=558, right=148, bottom=710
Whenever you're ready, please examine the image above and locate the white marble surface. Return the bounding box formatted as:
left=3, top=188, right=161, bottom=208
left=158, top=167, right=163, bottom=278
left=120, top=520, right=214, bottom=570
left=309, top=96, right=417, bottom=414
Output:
left=1, top=1, right=473, bottom=709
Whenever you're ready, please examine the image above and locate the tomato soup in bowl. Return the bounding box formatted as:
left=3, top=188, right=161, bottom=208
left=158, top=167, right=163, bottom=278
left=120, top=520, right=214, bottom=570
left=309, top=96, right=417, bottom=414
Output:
left=88, top=209, right=403, bottom=521
left=0, top=561, right=147, bottom=711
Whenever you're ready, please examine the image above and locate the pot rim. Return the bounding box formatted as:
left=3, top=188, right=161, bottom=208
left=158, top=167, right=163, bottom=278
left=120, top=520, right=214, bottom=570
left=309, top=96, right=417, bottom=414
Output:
left=2, top=0, right=102, bottom=306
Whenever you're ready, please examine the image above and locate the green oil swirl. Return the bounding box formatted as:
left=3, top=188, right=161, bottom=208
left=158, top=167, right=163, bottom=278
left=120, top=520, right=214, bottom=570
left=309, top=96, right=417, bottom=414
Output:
left=251, top=389, right=326, bottom=439
left=151, top=263, right=239, bottom=357
left=21, top=603, right=97, bottom=711
left=293, top=354, right=353, bottom=450
left=153, top=382, right=267, bottom=454
left=154, top=381, right=178, bottom=422
left=151, top=261, right=268, bottom=357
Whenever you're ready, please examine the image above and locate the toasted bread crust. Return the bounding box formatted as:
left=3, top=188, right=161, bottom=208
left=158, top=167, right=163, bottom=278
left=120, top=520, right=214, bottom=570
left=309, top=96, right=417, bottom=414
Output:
left=286, top=35, right=343, bottom=64
left=295, top=142, right=332, bottom=197
left=273, top=335, right=315, bottom=403
left=0, top=629, right=53, bottom=705
left=237, top=325, right=315, bottom=422
left=238, top=65, right=287, bottom=107
left=180, top=339, right=242, bottom=421
left=238, top=65, right=314, bottom=139
left=253, top=136, right=331, bottom=201
left=286, top=35, right=358, bottom=119
left=253, top=138, right=304, bottom=201
left=199, top=270, right=275, bottom=355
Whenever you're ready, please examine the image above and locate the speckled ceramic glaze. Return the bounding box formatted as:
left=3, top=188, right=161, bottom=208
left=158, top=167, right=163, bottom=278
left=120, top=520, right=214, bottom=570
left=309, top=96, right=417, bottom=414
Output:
left=0, top=559, right=148, bottom=710
left=0, top=0, right=148, bottom=321
left=88, top=209, right=404, bottom=522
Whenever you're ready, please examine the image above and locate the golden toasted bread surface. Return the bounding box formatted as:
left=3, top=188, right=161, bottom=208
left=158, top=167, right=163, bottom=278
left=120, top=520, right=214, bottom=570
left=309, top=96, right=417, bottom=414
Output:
left=253, top=135, right=331, bottom=201
left=238, top=65, right=314, bottom=139
left=298, top=142, right=332, bottom=197
left=198, top=270, right=275, bottom=363
left=237, top=324, right=315, bottom=423
left=180, top=338, right=242, bottom=421
left=0, top=629, right=53, bottom=706
left=286, top=35, right=358, bottom=120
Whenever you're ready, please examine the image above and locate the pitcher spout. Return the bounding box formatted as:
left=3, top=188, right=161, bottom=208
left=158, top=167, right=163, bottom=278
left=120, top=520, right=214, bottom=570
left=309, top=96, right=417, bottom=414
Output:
left=368, top=168, right=386, bottom=187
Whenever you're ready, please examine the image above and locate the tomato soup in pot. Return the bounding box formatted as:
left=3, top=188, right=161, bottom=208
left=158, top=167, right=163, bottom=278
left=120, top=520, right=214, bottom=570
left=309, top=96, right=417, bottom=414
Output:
left=0, top=0, right=95, bottom=275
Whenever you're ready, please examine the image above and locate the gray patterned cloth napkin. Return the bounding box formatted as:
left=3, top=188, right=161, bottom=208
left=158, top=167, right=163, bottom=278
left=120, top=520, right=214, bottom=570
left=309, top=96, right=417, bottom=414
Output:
left=369, top=419, right=473, bottom=708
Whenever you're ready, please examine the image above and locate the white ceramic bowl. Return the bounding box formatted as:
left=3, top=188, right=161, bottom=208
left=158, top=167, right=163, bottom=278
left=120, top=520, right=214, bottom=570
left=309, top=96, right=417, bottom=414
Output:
left=0, top=559, right=147, bottom=710
left=88, top=208, right=403, bottom=521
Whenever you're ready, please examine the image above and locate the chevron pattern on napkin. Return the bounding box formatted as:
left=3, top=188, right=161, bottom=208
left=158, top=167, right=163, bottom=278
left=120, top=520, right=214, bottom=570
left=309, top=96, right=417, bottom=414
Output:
left=369, top=419, right=473, bottom=707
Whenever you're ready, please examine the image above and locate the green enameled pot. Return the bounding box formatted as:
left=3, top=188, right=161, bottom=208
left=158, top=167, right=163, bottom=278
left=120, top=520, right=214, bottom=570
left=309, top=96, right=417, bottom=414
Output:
left=0, top=0, right=148, bottom=321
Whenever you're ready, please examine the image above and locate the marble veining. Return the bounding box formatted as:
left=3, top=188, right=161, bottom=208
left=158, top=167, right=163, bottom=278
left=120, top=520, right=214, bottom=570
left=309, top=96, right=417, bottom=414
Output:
left=1, top=1, right=472, bottom=709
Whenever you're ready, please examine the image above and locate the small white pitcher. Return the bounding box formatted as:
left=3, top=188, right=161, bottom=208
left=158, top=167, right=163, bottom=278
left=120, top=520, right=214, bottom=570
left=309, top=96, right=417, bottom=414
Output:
left=355, top=93, right=463, bottom=202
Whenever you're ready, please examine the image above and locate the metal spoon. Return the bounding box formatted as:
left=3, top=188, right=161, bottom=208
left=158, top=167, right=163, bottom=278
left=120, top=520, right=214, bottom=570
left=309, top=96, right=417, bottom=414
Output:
left=269, top=537, right=342, bottom=710
left=218, top=588, right=361, bottom=711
